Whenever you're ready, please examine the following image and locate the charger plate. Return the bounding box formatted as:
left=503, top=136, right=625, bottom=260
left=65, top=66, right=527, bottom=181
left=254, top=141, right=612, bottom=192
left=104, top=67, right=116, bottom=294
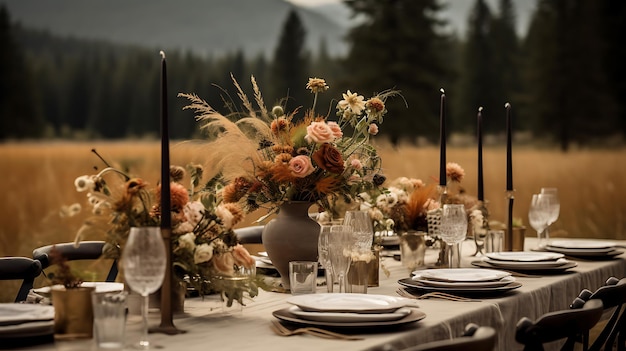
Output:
left=287, top=306, right=412, bottom=323
left=398, top=278, right=522, bottom=295
left=273, top=307, right=426, bottom=329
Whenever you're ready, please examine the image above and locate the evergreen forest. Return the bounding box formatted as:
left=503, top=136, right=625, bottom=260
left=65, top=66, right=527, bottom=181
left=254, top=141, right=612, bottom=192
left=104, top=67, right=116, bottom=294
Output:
left=1, top=0, right=625, bottom=151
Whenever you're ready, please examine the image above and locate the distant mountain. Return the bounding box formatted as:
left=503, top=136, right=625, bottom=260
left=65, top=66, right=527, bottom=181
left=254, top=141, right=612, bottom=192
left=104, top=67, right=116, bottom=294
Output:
left=2, top=0, right=534, bottom=60
left=1, top=0, right=349, bottom=58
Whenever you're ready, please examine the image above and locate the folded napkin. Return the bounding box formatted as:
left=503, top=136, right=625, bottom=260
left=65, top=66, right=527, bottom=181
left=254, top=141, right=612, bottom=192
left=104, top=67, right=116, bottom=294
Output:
left=0, top=304, right=54, bottom=327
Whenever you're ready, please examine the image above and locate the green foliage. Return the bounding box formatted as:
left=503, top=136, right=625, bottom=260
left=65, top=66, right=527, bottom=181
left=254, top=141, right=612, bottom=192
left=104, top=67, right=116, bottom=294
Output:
left=342, top=0, right=452, bottom=144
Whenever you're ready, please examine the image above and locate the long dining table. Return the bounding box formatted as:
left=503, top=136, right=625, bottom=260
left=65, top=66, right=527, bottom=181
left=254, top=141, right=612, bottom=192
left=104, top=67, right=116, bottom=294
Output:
left=28, top=237, right=626, bottom=351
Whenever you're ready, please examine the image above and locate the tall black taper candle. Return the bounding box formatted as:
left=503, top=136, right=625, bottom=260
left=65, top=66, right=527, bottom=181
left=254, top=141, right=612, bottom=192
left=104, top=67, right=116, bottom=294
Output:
left=505, top=102, right=514, bottom=251
left=153, top=50, right=184, bottom=335
left=477, top=107, right=484, bottom=202
left=439, top=88, right=446, bottom=187
left=505, top=103, right=513, bottom=191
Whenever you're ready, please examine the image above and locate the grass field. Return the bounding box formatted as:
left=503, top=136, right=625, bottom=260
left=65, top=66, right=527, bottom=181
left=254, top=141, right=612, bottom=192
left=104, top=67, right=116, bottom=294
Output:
left=1, top=141, right=625, bottom=300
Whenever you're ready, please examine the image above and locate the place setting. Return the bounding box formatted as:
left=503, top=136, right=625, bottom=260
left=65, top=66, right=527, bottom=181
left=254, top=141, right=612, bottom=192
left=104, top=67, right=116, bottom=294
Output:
left=541, top=239, right=624, bottom=260
left=398, top=268, right=522, bottom=297
left=471, top=251, right=578, bottom=274
left=272, top=293, right=425, bottom=330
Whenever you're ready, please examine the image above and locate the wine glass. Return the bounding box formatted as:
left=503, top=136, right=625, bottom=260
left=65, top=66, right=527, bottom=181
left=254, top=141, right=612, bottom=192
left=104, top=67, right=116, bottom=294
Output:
left=328, top=225, right=353, bottom=293
left=318, top=225, right=334, bottom=293
left=540, top=187, right=560, bottom=243
left=342, top=210, right=374, bottom=253
left=122, top=227, right=166, bottom=350
left=440, top=204, right=468, bottom=268
left=528, top=194, right=551, bottom=249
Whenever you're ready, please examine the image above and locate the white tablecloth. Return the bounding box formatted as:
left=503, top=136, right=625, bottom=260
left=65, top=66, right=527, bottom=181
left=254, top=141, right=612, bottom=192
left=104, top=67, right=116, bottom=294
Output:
left=31, top=238, right=626, bottom=351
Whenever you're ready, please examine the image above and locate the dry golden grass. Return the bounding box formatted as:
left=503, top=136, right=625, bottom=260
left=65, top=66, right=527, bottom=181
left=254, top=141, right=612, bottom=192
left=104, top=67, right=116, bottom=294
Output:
left=1, top=140, right=625, bottom=300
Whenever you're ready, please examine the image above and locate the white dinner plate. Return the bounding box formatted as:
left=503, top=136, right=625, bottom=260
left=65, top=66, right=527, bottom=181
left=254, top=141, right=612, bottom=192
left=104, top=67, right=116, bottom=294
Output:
left=286, top=293, right=418, bottom=313
left=548, top=240, right=616, bottom=250
left=486, top=251, right=564, bottom=262
left=411, top=275, right=516, bottom=288
left=0, top=320, right=54, bottom=338
left=414, top=268, right=511, bottom=283
left=545, top=246, right=623, bottom=258
left=471, top=259, right=578, bottom=273
left=287, top=306, right=412, bottom=323
left=33, top=282, right=124, bottom=296
left=481, top=257, right=570, bottom=269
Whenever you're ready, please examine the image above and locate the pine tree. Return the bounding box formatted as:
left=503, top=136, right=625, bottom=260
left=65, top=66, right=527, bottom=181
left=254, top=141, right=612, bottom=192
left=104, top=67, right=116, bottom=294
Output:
left=270, top=9, right=309, bottom=117
left=459, top=0, right=501, bottom=134
left=524, top=0, right=618, bottom=150
left=342, top=0, right=451, bottom=143
left=0, top=5, right=42, bottom=139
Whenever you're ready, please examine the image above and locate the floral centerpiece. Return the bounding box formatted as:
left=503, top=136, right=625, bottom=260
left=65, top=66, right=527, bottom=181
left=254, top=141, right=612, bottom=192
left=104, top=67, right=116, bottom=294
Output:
left=358, top=162, right=485, bottom=266
left=72, top=153, right=258, bottom=306
left=179, top=76, right=398, bottom=219
left=178, top=76, right=399, bottom=289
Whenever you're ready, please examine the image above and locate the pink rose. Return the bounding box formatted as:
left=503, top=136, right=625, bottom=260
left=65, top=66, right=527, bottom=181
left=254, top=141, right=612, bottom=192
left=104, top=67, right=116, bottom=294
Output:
left=232, top=244, right=256, bottom=269
left=327, top=121, right=343, bottom=139
left=288, top=155, right=315, bottom=178
left=368, top=123, right=379, bottom=135
left=212, top=253, right=235, bottom=276
left=305, top=121, right=334, bottom=144
left=350, top=158, right=363, bottom=170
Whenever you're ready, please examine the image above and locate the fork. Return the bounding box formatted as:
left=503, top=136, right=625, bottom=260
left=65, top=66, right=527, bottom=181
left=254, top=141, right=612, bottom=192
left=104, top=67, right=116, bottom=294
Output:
left=396, top=288, right=482, bottom=302
left=270, top=320, right=364, bottom=340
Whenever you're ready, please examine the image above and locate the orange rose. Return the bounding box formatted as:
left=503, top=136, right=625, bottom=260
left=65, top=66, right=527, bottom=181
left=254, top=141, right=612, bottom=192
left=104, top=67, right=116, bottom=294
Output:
left=232, top=244, right=256, bottom=269
left=312, top=143, right=345, bottom=174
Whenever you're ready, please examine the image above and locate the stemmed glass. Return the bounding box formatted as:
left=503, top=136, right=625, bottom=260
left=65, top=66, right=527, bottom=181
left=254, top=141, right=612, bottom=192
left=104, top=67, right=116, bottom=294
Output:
left=318, top=225, right=334, bottom=293
left=440, top=204, right=468, bottom=268
left=528, top=194, right=551, bottom=249
left=122, top=227, right=166, bottom=350
left=343, top=210, right=374, bottom=253
left=540, top=187, right=560, bottom=242
left=328, top=225, right=353, bottom=293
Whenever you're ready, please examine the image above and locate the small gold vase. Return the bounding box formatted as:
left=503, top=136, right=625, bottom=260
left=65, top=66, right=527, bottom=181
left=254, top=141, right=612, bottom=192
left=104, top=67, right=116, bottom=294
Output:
left=51, top=286, right=96, bottom=339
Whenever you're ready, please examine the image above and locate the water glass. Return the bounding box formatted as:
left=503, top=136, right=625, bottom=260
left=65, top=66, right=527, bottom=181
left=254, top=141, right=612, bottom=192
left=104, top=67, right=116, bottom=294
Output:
left=92, top=291, right=128, bottom=350
left=440, top=204, right=467, bottom=268
left=485, top=230, right=504, bottom=253
left=289, top=261, right=318, bottom=295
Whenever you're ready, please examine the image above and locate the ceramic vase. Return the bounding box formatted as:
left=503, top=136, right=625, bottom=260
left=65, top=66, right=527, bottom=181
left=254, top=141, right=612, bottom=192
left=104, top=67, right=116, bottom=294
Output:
left=262, top=201, right=320, bottom=290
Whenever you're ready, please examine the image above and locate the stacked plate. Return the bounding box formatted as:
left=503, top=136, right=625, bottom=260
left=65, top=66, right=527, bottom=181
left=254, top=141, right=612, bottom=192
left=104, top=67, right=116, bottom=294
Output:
left=399, top=268, right=522, bottom=295
left=545, top=240, right=623, bottom=259
left=472, top=252, right=577, bottom=273
left=272, top=293, right=426, bottom=329
left=0, top=303, right=54, bottom=343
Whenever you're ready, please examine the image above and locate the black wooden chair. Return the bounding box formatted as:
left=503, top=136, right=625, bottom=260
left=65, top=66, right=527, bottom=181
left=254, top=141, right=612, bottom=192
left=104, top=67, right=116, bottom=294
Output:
left=32, top=241, right=118, bottom=282
left=516, top=298, right=604, bottom=351
left=234, top=225, right=264, bottom=244
left=400, top=323, right=497, bottom=351
left=0, top=257, right=43, bottom=302
left=570, top=277, right=626, bottom=351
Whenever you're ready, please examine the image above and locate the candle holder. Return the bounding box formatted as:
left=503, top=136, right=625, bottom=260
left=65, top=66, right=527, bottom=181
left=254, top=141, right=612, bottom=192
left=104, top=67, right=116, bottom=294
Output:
left=505, top=190, right=515, bottom=252
left=471, top=200, right=490, bottom=256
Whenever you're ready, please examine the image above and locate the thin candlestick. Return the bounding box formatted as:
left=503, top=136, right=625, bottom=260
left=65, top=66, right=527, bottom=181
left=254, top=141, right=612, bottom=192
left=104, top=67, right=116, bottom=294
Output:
left=505, top=102, right=513, bottom=191
left=477, top=107, right=484, bottom=202
left=439, top=88, right=446, bottom=187
left=153, top=50, right=184, bottom=335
